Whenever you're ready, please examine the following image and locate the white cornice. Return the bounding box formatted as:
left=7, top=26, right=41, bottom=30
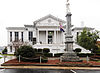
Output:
left=6, top=27, right=25, bottom=30
left=33, top=14, right=66, bottom=23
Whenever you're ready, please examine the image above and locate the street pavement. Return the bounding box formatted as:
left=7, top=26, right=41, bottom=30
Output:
left=0, top=69, right=73, bottom=73
left=74, top=69, right=100, bottom=73
left=0, top=69, right=100, bottom=73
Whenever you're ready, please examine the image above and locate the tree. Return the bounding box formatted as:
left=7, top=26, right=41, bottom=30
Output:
left=77, top=28, right=99, bottom=53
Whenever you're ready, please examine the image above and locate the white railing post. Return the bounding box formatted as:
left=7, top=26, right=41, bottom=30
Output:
left=40, top=56, right=41, bottom=63
left=86, top=55, right=89, bottom=62
left=19, top=55, right=20, bottom=63
left=4, top=56, right=6, bottom=63
left=60, top=56, right=62, bottom=62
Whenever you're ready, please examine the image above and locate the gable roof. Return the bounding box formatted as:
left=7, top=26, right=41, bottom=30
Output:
left=33, top=14, right=66, bottom=24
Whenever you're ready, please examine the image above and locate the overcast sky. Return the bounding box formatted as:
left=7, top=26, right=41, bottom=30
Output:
left=0, top=0, right=100, bottom=46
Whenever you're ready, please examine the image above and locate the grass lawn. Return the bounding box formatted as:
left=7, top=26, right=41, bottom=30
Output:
left=97, top=60, right=100, bottom=62
left=0, top=54, right=14, bottom=56
left=0, top=57, right=2, bottom=59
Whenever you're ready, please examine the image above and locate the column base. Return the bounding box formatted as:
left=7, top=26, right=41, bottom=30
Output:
left=61, top=52, right=82, bottom=62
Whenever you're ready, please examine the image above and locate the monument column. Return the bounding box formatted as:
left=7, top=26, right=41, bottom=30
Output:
left=61, top=0, right=80, bottom=62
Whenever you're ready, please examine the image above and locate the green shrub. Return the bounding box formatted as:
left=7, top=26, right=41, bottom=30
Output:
left=20, top=56, right=48, bottom=63
left=43, top=48, right=50, bottom=53
left=54, top=53, right=64, bottom=57
left=16, top=45, right=48, bottom=62
left=36, top=52, right=43, bottom=57
left=2, top=47, right=7, bottom=54
left=34, top=48, right=38, bottom=52
left=74, top=48, right=81, bottom=53
left=16, top=45, right=35, bottom=58
left=38, top=49, right=43, bottom=53
left=44, top=53, right=53, bottom=57
left=95, top=53, right=100, bottom=56
left=94, top=49, right=100, bottom=54
left=77, top=53, right=94, bottom=57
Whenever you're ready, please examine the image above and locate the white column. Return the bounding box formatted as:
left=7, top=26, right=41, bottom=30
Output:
left=12, top=32, right=14, bottom=42
left=62, top=32, right=64, bottom=44
left=37, top=29, right=40, bottom=44
left=19, top=32, right=21, bottom=41
left=57, top=30, right=59, bottom=44
left=7, top=31, right=10, bottom=44
left=54, top=30, right=56, bottom=44
left=24, top=30, right=28, bottom=42
left=46, top=30, right=48, bottom=44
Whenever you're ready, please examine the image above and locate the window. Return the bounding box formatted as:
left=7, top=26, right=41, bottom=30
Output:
left=21, top=32, right=23, bottom=42
left=10, top=46, right=12, bottom=52
left=10, top=32, right=12, bottom=42
left=15, top=32, right=19, bottom=42
left=29, top=31, right=33, bottom=41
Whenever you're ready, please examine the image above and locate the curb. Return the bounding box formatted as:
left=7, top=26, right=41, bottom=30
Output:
left=2, top=64, right=100, bottom=67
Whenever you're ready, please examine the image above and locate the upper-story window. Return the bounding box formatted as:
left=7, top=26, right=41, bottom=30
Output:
left=10, top=32, right=12, bottom=42
left=15, top=32, right=19, bottom=42
left=29, top=31, right=33, bottom=41
left=21, top=32, right=23, bottom=42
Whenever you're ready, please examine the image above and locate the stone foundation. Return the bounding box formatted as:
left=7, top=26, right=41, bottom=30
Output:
left=61, top=52, right=82, bottom=62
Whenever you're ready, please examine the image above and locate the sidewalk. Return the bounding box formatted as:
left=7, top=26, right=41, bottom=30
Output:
left=0, top=66, right=100, bottom=70
left=0, top=56, right=15, bottom=65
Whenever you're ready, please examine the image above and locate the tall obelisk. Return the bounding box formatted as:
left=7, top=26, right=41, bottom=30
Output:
left=61, top=0, right=81, bottom=62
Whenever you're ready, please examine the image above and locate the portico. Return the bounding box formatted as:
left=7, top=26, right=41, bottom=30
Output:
left=36, top=29, right=64, bottom=44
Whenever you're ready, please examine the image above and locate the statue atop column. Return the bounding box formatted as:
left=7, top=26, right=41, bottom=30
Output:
left=66, top=0, right=71, bottom=13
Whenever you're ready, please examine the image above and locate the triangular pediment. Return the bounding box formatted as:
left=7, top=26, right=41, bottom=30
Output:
left=33, top=14, right=66, bottom=24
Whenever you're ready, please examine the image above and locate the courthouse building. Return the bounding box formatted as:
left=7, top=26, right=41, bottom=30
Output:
left=6, top=14, right=91, bottom=54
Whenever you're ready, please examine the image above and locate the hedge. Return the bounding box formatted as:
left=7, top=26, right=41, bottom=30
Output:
left=38, top=49, right=43, bottom=53
left=54, top=53, right=64, bottom=57
left=43, top=48, right=50, bottom=53
left=77, top=53, right=94, bottom=57
left=34, top=48, right=38, bottom=52
left=74, top=48, right=81, bottom=53
left=36, top=52, right=43, bottom=57
left=43, top=53, right=53, bottom=57
left=20, top=56, right=48, bottom=63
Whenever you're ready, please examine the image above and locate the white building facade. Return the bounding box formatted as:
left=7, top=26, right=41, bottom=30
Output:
left=6, top=14, right=91, bottom=54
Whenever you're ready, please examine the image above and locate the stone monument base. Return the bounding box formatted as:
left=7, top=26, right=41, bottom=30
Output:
left=61, top=52, right=82, bottom=62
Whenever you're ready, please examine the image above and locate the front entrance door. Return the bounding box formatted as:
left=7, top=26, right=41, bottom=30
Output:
left=48, top=31, right=53, bottom=44
left=48, top=35, right=53, bottom=44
